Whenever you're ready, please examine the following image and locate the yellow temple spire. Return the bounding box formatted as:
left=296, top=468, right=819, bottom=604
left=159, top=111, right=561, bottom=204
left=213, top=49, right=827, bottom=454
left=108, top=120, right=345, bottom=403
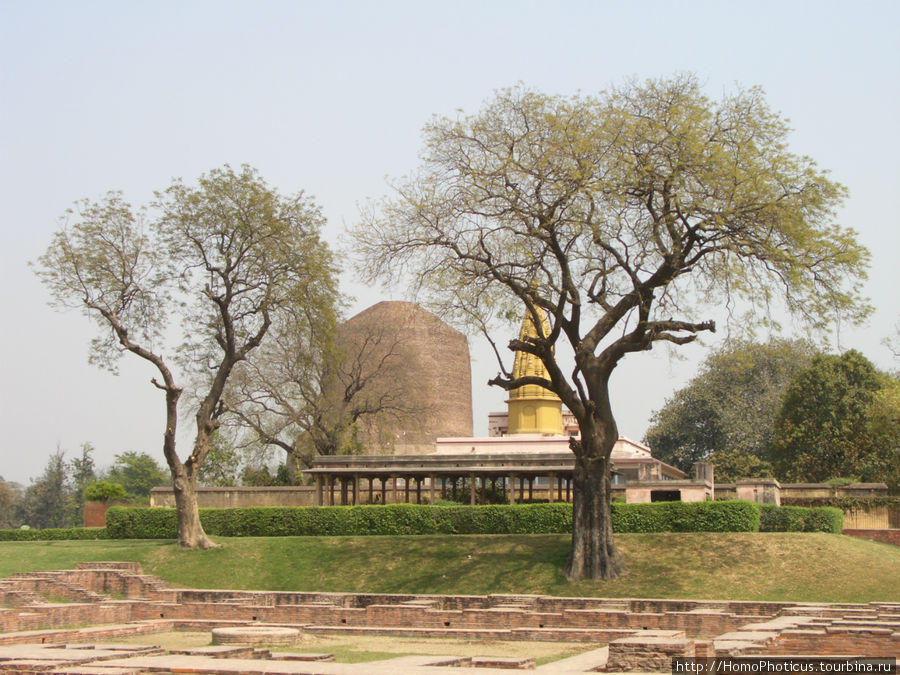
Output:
left=506, top=307, right=563, bottom=435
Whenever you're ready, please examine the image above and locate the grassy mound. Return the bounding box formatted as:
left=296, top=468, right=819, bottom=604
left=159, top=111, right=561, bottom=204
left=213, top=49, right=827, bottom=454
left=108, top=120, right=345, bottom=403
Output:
left=0, top=533, right=895, bottom=603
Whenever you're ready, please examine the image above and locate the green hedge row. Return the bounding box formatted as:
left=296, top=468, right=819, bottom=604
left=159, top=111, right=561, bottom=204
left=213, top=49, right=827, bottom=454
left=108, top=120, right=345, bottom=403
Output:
left=759, top=504, right=844, bottom=533
left=610, top=499, right=760, bottom=533
left=104, top=500, right=803, bottom=539
left=105, top=503, right=574, bottom=538
left=0, top=501, right=843, bottom=541
left=0, top=527, right=109, bottom=541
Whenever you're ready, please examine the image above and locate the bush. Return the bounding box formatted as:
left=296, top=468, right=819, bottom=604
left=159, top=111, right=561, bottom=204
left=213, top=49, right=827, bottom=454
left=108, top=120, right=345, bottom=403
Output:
left=803, top=507, right=843, bottom=533
left=105, top=506, right=176, bottom=539
left=611, top=500, right=760, bottom=533
left=106, top=501, right=773, bottom=538
left=759, top=505, right=843, bottom=533
left=84, top=481, right=126, bottom=502
left=0, top=527, right=109, bottom=541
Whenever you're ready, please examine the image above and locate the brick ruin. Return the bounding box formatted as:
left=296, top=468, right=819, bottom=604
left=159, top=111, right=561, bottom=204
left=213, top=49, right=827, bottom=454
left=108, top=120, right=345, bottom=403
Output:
left=0, top=563, right=896, bottom=672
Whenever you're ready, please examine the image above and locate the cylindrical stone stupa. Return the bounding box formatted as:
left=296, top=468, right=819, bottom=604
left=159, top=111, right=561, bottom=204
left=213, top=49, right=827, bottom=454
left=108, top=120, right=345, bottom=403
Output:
left=336, top=301, right=473, bottom=455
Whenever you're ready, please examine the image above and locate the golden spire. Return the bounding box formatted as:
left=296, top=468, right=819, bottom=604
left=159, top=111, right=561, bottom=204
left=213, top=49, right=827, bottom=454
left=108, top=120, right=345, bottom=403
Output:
left=506, top=307, right=563, bottom=435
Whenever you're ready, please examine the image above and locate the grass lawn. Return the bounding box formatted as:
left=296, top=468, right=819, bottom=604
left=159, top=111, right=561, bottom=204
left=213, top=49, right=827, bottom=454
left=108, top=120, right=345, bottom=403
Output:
left=0, top=533, right=896, bottom=603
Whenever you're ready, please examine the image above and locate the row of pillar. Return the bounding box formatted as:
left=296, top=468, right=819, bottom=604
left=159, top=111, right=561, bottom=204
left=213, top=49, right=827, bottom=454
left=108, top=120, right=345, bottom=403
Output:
left=313, top=473, right=573, bottom=507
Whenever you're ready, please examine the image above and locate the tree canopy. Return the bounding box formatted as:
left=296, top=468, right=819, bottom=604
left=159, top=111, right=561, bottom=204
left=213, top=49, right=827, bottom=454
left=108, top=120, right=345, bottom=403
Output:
left=772, top=350, right=899, bottom=489
left=34, top=165, right=339, bottom=547
left=104, top=451, right=168, bottom=500
left=356, top=76, right=870, bottom=580
left=644, top=338, right=817, bottom=482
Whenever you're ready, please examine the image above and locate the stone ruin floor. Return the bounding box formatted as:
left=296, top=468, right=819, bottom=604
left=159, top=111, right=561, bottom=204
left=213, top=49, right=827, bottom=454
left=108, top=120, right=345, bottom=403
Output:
left=0, top=562, right=895, bottom=673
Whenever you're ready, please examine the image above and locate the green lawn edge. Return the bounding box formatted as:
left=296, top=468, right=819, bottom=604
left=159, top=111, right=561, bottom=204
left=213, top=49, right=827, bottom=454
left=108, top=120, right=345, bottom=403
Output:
left=0, top=532, right=896, bottom=604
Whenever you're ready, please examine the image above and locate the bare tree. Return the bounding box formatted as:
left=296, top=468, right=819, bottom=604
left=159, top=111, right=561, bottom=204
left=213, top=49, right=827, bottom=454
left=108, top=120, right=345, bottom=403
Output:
left=224, top=306, right=425, bottom=474
left=356, top=77, right=870, bottom=579
left=34, top=165, right=338, bottom=547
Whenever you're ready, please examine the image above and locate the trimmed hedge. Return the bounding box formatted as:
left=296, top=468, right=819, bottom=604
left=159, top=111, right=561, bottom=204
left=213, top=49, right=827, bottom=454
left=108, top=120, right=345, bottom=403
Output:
left=105, top=503, right=574, bottom=538
left=611, top=500, right=760, bottom=533
left=2, top=502, right=841, bottom=540
left=0, top=527, right=109, bottom=541
left=759, top=504, right=843, bottom=533
left=106, top=500, right=770, bottom=539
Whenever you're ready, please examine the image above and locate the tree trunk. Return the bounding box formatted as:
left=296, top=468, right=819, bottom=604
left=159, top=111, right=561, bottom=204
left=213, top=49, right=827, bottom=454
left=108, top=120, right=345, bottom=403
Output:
left=172, top=468, right=218, bottom=549
left=564, top=450, right=626, bottom=580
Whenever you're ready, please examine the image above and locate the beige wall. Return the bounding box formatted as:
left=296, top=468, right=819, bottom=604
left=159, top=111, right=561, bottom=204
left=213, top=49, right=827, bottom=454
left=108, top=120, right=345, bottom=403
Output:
left=150, top=487, right=316, bottom=508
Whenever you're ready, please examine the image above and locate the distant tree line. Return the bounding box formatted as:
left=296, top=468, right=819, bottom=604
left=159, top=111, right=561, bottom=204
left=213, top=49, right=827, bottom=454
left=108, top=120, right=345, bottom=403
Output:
left=644, top=340, right=899, bottom=492
left=0, top=441, right=303, bottom=530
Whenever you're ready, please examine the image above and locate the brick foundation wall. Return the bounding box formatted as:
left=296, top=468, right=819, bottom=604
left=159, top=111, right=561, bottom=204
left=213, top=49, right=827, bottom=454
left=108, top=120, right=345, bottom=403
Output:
left=842, top=529, right=900, bottom=546
left=3, top=564, right=898, bottom=669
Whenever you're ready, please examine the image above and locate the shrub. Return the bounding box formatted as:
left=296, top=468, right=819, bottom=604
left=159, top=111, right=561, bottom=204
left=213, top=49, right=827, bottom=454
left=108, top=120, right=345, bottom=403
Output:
left=105, top=501, right=770, bottom=538
left=0, top=527, right=109, bottom=541
left=84, top=481, right=126, bottom=502
left=611, top=500, right=760, bottom=533
left=802, top=506, right=843, bottom=533
left=759, top=505, right=844, bottom=533
left=105, top=506, right=176, bottom=539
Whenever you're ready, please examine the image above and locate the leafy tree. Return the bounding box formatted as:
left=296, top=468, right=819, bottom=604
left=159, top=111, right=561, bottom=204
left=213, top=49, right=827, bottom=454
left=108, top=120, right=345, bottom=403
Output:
left=0, top=477, right=23, bottom=529
left=197, top=431, right=241, bottom=487
left=19, top=450, right=70, bottom=529
left=67, top=442, right=97, bottom=525
left=104, top=451, right=169, bottom=500
left=863, top=378, right=900, bottom=492
left=240, top=463, right=294, bottom=486
left=84, top=480, right=127, bottom=502
left=356, top=77, right=869, bottom=579
left=772, top=350, right=899, bottom=488
left=34, top=165, right=338, bottom=547
left=644, top=339, right=816, bottom=481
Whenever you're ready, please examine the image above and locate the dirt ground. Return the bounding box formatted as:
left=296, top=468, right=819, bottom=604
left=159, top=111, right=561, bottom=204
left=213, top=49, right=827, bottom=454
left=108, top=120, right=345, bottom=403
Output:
left=111, top=630, right=599, bottom=664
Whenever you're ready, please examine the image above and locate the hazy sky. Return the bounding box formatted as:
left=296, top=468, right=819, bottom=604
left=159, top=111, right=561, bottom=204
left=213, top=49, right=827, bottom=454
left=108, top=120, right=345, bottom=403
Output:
left=1, top=0, right=898, bottom=485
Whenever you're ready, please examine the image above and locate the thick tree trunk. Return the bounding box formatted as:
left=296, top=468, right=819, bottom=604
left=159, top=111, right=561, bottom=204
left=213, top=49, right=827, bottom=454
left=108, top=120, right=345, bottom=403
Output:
left=564, top=453, right=626, bottom=580
left=172, top=468, right=218, bottom=549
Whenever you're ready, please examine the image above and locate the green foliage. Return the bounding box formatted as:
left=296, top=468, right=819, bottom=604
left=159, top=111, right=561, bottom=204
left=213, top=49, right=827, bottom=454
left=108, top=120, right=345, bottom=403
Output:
left=197, top=431, right=240, bottom=487
left=0, top=527, right=108, bottom=541
left=783, top=495, right=900, bottom=511
left=34, top=165, right=341, bottom=548
left=772, top=351, right=899, bottom=488
left=106, top=504, right=574, bottom=538
left=105, top=506, right=177, bottom=539
left=611, top=500, right=760, bottom=533
left=103, top=500, right=800, bottom=538
left=645, top=339, right=816, bottom=481
left=240, top=464, right=294, bottom=487
left=104, top=451, right=169, bottom=501
left=84, top=481, right=126, bottom=502
left=18, top=450, right=70, bottom=529
left=0, top=477, right=22, bottom=529
left=759, top=505, right=843, bottom=533
left=355, top=76, right=871, bottom=580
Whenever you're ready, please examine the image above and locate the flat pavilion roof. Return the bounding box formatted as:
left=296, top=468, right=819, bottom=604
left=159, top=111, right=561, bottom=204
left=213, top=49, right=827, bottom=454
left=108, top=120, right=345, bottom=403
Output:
left=306, top=452, right=686, bottom=478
